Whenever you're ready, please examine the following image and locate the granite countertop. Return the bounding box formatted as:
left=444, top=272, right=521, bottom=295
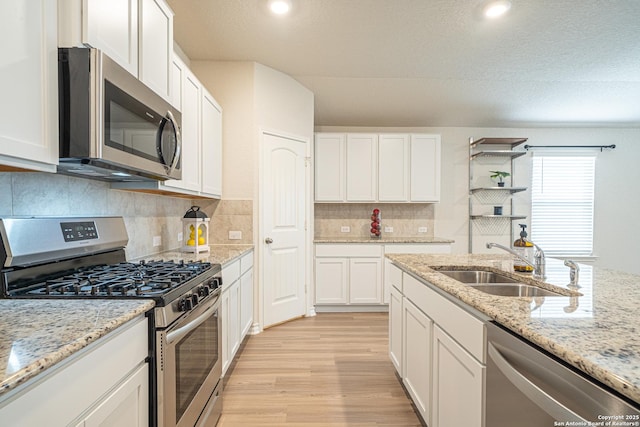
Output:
left=134, top=244, right=254, bottom=266
left=386, top=253, right=640, bottom=405
left=0, top=299, right=154, bottom=399
left=314, top=236, right=454, bottom=244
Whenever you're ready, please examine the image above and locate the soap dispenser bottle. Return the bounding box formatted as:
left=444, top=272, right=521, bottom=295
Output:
left=513, top=224, right=534, bottom=273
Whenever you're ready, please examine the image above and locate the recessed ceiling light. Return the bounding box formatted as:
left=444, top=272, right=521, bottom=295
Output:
left=269, top=0, right=291, bottom=15
left=484, top=0, right=512, bottom=18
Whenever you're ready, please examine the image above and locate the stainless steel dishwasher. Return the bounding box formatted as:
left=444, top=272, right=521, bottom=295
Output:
left=486, top=322, right=640, bottom=426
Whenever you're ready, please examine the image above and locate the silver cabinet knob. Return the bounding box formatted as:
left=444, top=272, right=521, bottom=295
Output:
left=265, top=237, right=273, bottom=244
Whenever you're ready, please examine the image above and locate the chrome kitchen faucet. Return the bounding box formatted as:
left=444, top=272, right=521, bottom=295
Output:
left=486, top=242, right=546, bottom=280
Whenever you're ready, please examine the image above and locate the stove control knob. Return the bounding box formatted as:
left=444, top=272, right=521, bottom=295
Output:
left=209, top=277, right=222, bottom=289
left=179, top=297, right=193, bottom=311
left=191, top=294, right=199, bottom=306
left=198, top=285, right=210, bottom=297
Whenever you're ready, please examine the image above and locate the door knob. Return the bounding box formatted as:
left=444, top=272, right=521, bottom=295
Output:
left=265, top=237, right=273, bottom=244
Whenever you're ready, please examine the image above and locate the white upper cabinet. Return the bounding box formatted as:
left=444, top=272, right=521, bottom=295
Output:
left=314, top=132, right=441, bottom=202
left=139, top=0, right=173, bottom=99
left=378, top=134, right=410, bottom=201
left=200, top=89, right=223, bottom=198
left=346, top=134, right=378, bottom=201
left=0, top=1, right=58, bottom=172
left=410, top=134, right=441, bottom=202
left=314, top=133, right=346, bottom=202
left=59, top=0, right=173, bottom=100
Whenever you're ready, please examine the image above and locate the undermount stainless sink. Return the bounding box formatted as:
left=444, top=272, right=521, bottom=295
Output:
left=436, top=269, right=565, bottom=297
left=468, top=283, right=562, bottom=297
left=437, top=270, right=521, bottom=284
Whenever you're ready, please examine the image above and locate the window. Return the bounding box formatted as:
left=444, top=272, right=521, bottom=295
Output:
left=530, top=155, right=595, bottom=257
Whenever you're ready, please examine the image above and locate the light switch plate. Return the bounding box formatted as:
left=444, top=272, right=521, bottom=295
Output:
left=384, top=226, right=393, bottom=233
left=418, top=226, right=428, bottom=233
left=153, top=236, right=162, bottom=247
left=229, top=230, right=242, bottom=240
left=340, top=226, right=351, bottom=233
left=177, top=232, right=183, bottom=242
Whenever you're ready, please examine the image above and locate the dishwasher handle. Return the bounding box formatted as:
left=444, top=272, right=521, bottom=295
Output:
left=488, top=342, right=587, bottom=422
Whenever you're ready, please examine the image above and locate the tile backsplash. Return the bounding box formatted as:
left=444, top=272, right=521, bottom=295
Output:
left=315, top=203, right=435, bottom=238
left=0, top=172, right=253, bottom=259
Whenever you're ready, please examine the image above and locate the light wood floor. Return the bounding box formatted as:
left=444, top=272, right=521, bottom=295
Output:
left=217, top=312, right=423, bottom=427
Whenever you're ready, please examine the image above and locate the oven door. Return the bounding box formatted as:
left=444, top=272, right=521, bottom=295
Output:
left=157, top=290, right=222, bottom=427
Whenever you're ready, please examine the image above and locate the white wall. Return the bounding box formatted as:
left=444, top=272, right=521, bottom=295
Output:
left=316, top=125, right=640, bottom=274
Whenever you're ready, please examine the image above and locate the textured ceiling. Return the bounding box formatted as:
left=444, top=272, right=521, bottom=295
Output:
left=167, top=0, right=640, bottom=127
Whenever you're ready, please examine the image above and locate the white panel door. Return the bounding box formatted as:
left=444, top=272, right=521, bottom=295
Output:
left=346, top=134, right=377, bottom=201
left=432, top=326, right=485, bottom=427
left=410, top=134, right=441, bottom=202
left=139, top=0, right=172, bottom=99
left=262, top=132, right=307, bottom=328
left=389, top=286, right=404, bottom=375
left=0, top=0, right=58, bottom=172
left=349, top=258, right=382, bottom=303
left=403, top=298, right=433, bottom=425
left=314, top=258, right=348, bottom=304
left=379, top=134, right=410, bottom=201
left=201, top=89, right=223, bottom=197
left=84, top=0, right=138, bottom=76
left=314, top=133, right=345, bottom=201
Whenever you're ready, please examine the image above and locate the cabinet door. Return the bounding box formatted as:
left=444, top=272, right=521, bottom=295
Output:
left=410, top=134, right=441, bottom=202
left=201, top=89, right=223, bottom=198
left=79, top=364, right=149, bottom=427
left=139, top=0, right=173, bottom=99
left=389, top=286, right=403, bottom=375
left=314, top=133, right=345, bottom=201
left=349, top=257, right=382, bottom=304
left=432, top=326, right=484, bottom=427
left=240, top=268, right=253, bottom=338
left=346, top=134, right=377, bottom=201
left=0, top=0, right=58, bottom=172
left=229, top=280, right=241, bottom=359
left=315, top=258, right=348, bottom=304
left=163, top=69, right=201, bottom=192
left=378, top=134, right=410, bottom=201
left=403, top=298, right=432, bottom=425
left=83, top=0, right=139, bottom=76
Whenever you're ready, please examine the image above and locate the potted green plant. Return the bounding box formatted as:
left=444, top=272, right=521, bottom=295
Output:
left=489, top=171, right=510, bottom=187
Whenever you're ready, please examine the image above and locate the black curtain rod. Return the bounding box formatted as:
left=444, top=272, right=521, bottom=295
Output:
left=524, top=144, right=616, bottom=152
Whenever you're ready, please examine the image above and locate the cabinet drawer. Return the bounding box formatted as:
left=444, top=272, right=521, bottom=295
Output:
left=384, top=243, right=451, bottom=254
left=240, top=251, right=253, bottom=275
left=403, top=273, right=485, bottom=362
left=315, top=244, right=382, bottom=258
left=222, top=259, right=241, bottom=286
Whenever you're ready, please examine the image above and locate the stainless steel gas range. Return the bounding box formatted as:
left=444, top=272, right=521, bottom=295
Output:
left=0, top=216, right=223, bottom=427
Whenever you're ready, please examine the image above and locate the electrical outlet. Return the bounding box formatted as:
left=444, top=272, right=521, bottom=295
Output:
left=418, top=226, right=428, bottom=233
left=340, top=226, right=351, bottom=233
left=177, top=232, right=183, bottom=242
left=153, top=236, right=162, bottom=247
left=229, top=230, right=242, bottom=240
left=384, top=226, right=393, bottom=233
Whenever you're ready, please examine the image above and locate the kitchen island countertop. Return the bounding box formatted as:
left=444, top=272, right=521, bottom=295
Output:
left=386, top=253, right=640, bottom=405
left=0, top=299, right=154, bottom=399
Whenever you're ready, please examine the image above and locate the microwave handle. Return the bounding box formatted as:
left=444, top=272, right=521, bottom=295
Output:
left=161, top=110, right=181, bottom=175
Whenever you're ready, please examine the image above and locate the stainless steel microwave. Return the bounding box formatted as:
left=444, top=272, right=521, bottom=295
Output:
left=58, top=47, right=181, bottom=182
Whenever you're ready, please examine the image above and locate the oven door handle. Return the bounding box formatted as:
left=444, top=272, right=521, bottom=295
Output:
left=166, top=296, right=219, bottom=345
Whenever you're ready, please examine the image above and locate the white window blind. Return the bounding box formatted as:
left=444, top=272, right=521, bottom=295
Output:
left=530, top=155, right=595, bottom=256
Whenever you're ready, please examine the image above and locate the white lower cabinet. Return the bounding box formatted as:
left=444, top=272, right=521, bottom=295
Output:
left=387, top=264, right=487, bottom=427
left=314, top=244, right=382, bottom=308
left=402, top=298, right=433, bottom=424
left=432, top=326, right=485, bottom=427
left=222, top=251, right=254, bottom=375
left=0, top=316, right=149, bottom=426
